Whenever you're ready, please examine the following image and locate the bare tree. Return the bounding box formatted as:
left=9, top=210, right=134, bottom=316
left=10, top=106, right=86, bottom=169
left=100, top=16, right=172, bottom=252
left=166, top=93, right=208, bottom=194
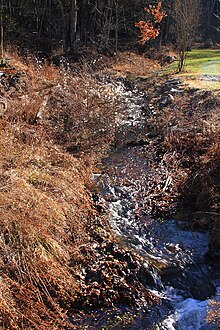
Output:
left=0, top=0, right=4, bottom=63
left=174, top=0, right=201, bottom=72
left=213, top=0, right=220, bottom=34
left=206, top=0, right=218, bottom=37
left=114, top=0, right=119, bottom=53
left=69, top=0, right=77, bottom=50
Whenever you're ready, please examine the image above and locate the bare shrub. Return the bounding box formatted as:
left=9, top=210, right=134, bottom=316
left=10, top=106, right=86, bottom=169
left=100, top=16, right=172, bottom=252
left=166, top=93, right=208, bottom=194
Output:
left=46, top=72, right=120, bottom=157
left=173, top=0, right=202, bottom=72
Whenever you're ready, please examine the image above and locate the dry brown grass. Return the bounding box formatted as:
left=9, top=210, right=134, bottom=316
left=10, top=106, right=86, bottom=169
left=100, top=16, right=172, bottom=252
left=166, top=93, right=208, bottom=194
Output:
left=2, top=49, right=219, bottom=328
left=0, top=118, right=94, bottom=329
left=111, top=51, right=161, bottom=77
left=207, top=300, right=220, bottom=327
left=0, top=51, right=118, bottom=329
left=149, top=87, right=220, bottom=219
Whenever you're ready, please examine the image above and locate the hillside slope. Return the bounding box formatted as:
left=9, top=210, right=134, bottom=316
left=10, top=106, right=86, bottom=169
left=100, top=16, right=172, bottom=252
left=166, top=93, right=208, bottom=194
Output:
left=0, top=52, right=158, bottom=329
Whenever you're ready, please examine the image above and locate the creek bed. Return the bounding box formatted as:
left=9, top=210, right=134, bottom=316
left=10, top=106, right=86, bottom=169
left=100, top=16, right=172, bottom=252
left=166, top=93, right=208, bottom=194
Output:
left=91, top=76, right=220, bottom=329
left=93, top=145, right=220, bottom=329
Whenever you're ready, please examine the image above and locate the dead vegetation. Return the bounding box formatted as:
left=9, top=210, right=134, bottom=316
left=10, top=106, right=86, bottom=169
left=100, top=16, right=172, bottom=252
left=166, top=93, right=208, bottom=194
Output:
left=0, top=47, right=219, bottom=328
left=0, top=51, right=160, bottom=329
left=110, top=51, right=161, bottom=78
left=152, top=88, right=220, bottom=217
left=0, top=111, right=96, bottom=328
left=142, top=83, right=220, bottom=286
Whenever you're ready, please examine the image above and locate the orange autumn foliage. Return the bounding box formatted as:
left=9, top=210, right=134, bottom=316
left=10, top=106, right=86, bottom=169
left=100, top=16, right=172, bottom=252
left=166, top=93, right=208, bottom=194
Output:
left=135, top=1, right=167, bottom=44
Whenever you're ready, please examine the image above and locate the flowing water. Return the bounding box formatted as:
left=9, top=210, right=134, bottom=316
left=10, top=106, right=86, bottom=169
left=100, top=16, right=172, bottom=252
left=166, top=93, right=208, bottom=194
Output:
left=92, top=77, right=220, bottom=329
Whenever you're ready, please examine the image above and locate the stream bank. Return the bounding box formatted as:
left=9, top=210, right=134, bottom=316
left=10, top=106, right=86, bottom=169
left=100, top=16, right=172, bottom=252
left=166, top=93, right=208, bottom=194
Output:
left=0, top=51, right=219, bottom=329
left=90, top=71, right=220, bottom=328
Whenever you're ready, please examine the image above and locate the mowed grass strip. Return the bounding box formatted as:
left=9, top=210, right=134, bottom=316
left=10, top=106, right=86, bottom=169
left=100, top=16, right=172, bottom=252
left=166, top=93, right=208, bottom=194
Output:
left=163, top=49, right=220, bottom=75
left=162, top=49, right=220, bottom=91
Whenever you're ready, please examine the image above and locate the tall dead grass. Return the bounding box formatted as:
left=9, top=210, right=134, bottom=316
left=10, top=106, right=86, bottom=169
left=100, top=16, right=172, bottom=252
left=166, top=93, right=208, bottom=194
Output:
left=0, top=51, right=119, bottom=329
left=151, top=89, right=220, bottom=218
left=0, top=120, right=93, bottom=328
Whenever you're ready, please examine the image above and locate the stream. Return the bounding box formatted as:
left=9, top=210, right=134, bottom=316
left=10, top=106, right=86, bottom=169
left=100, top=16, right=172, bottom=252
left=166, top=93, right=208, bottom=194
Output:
left=92, top=76, right=220, bottom=329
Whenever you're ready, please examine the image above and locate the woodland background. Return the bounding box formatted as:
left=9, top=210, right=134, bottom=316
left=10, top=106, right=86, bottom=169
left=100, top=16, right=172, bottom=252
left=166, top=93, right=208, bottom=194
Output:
left=2, top=0, right=219, bottom=55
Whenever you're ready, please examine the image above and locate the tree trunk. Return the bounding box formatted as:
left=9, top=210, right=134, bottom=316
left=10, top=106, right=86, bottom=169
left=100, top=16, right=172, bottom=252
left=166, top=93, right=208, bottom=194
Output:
left=0, top=0, right=4, bottom=62
left=206, top=0, right=217, bottom=38
left=69, top=0, right=77, bottom=50
left=178, top=49, right=187, bottom=72
left=114, top=0, right=119, bottom=53
left=57, top=0, right=66, bottom=52
left=105, top=0, right=113, bottom=50
left=48, top=0, right=52, bottom=50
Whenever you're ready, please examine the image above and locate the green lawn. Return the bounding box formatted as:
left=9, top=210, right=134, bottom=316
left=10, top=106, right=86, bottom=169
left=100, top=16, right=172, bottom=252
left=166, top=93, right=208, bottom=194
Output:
left=162, top=49, right=220, bottom=91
